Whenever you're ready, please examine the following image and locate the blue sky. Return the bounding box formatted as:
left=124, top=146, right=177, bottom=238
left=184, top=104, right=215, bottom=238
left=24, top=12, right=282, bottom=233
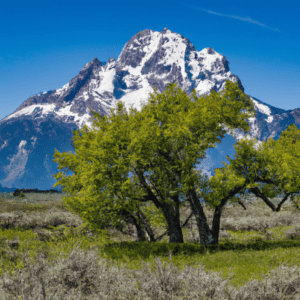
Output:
left=1, top=0, right=299, bottom=120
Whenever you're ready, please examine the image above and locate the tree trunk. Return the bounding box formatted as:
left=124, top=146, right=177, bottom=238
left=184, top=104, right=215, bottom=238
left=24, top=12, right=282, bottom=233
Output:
left=290, top=193, right=300, bottom=211
left=186, top=188, right=216, bottom=246
left=211, top=204, right=225, bottom=244
left=133, top=167, right=184, bottom=243
left=160, top=201, right=184, bottom=243
left=136, top=209, right=156, bottom=242
left=127, top=214, right=147, bottom=242
left=119, top=209, right=147, bottom=242
left=210, top=186, right=247, bottom=243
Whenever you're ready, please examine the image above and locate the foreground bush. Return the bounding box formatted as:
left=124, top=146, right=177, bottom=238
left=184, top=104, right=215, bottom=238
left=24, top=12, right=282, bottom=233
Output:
left=0, top=246, right=300, bottom=300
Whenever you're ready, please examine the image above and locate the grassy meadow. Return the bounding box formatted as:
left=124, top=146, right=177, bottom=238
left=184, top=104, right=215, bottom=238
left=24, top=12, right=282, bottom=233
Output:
left=0, top=191, right=300, bottom=299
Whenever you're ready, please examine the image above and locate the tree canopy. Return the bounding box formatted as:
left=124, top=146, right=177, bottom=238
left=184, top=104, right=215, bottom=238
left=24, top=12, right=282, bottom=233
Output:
left=208, top=124, right=300, bottom=213
left=52, top=79, right=255, bottom=244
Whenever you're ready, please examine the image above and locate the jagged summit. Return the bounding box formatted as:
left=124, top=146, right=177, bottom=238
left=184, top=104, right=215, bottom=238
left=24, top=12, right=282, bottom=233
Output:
left=106, top=57, right=116, bottom=64
left=4, top=28, right=244, bottom=127
left=0, top=28, right=299, bottom=190
left=80, top=57, right=103, bottom=72
left=203, top=47, right=216, bottom=55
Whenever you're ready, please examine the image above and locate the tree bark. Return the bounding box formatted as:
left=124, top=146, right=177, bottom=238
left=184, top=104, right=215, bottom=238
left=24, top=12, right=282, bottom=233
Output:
left=211, top=204, right=225, bottom=244
left=250, top=187, right=276, bottom=211
left=238, top=199, right=247, bottom=210
left=134, top=167, right=184, bottom=243
left=186, top=188, right=216, bottom=246
left=290, top=193, right=300, bottom=211
left=250, top=187, right=291, bottom=212
left=276, top=193, right=291, bottom=211
left=154, top=211, right=194, bottom=242
left=119, top=209, right=147, bottom=242
left=136, top=209, right=156, bottom=242
left=210, top=186, right=246, bottom=244
left=128, top=214, right=147, bottom=242
left=160, top=200, right=184, bottom=243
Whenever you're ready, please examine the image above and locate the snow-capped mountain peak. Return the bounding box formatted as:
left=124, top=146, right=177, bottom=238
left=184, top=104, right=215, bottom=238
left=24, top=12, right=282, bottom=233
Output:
left=0, top=28, right=299, bottom=190
left=3, top=28, right=243, bottom=126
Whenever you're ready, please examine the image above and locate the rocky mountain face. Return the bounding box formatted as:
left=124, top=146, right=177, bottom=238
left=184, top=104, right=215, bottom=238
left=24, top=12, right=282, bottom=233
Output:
left=0, top=28, right=299, bottom=190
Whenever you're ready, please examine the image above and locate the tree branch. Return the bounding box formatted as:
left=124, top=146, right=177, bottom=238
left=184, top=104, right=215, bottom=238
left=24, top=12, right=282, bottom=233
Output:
left=133, top=167, right=162, bottom=208
left=256, top=176, right=277, bottom=184
left=250, top=187, right=276, bottom=211
left=276, top=192, right=291, bottom=212
left=180, top=211, right=194, bottom=228
left=237, top=198, right=247, bottom=210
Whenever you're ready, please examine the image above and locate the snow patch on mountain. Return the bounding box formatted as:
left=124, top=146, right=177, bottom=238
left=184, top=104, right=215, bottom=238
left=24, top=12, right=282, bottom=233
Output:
left=251, top=97, right=274, bottom=123
left=55, top=82, right=71, bottom=96
left=0, top=140, right=8, bottom=151
left=93, top=66, right=115, bottom=95
left=2, top=140, right=29, bottom=185
left=2, top=104, right=95, bottom=129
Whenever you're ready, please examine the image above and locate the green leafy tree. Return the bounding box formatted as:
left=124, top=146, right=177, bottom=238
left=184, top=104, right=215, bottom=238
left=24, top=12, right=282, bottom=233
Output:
left=206, top=124, right=300, bottom=243
left=52, top=80, right=254, bottom=244
left=52, top=103, right=154, bottom=242
left=248, top=124, right=300, bottom=212
left=204, top=137, right=270, bottom=243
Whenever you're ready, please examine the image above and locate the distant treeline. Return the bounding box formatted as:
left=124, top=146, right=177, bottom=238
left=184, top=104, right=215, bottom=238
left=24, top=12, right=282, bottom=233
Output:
left=13, top=188, right=62, bottom=197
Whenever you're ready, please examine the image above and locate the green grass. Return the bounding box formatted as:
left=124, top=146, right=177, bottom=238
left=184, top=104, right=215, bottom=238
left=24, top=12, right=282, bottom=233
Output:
left=0, top=192, right=300, bottom=299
